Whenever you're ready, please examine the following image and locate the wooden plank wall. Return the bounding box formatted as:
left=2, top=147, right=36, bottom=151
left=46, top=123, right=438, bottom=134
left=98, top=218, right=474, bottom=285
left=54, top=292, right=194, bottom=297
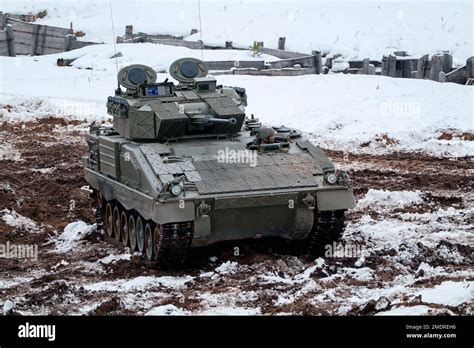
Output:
left=0, top=25, right=15, bottom=56
left=6, top=17, right=72, bottom=55
left=0, top=14, right=96, bottom=56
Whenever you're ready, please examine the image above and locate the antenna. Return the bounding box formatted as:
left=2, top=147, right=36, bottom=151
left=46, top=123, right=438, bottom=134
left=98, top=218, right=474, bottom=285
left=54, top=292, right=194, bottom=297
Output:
left=109, top=0, right=120, bottom=94
left=109, top=0, right=119, bottom=73
left=197, top=0, right=204, bottom=60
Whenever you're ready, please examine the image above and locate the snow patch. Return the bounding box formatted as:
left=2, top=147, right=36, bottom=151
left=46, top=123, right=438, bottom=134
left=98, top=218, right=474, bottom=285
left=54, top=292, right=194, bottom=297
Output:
left=377, top=305, right=431, bottom=316
left=341, top=267, right=374, bottom=281
left=416, top=262, right=445, bottom=277
left=0, top=97, right=104, bottom=122
left=145, top=304, right=185, bottom=316
left=83, top=275, right=193, bottom=292
left=295, top=258, right=326, bottom=281
left=1, top=209, right=42, bottom=233
left=416, top=281, right=473, bottom=306
left=196, top=306, right=261, bottom=315
left=2, top=300, right=15, bottom=315
left=53, top=221, right=96, bottom=253
left=98, top=253, right=132, bottom=264
left=0, top=142, right=22, bottom=161
left=347, top=204, right=472, bottom=249
left=357, top=190, right=424, bottom=210
left=215, top=261, right=239, bottom=275
left=51, top=260, right=70, bottom=270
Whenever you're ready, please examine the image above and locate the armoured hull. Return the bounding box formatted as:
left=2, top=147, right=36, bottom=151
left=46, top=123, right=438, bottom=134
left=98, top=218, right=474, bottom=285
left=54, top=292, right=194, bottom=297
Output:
left=83, top=131, right=355, bottom=248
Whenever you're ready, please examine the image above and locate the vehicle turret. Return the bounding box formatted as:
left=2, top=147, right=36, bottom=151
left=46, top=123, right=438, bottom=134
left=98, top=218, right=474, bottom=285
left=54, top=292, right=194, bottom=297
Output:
left=107, top=57, right=246, bottom=141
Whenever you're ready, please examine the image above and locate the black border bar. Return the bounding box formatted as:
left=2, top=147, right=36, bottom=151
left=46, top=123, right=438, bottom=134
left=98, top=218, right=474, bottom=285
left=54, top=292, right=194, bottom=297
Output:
left=0, top=315, right=472, bottom=346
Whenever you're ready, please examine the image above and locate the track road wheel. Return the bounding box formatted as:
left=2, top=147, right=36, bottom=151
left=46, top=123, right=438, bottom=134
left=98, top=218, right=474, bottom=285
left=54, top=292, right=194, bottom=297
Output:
left=96, top=191, right=104, bottom=210
left=129, top=214, right=137, bottom=251
left=105, top=202, right=114, bottom=237
left=144, top=222, right=156, bottom=261
left=136, top=216, right=145, bottom=253
left=120, top=211, right=129, bottom=247
left=113, top=205, right=121, bottom=242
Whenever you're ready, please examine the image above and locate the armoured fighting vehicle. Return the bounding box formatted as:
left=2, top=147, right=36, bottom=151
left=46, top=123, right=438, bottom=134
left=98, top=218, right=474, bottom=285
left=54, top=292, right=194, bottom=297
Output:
left=83, top=57, right=356, bottom=268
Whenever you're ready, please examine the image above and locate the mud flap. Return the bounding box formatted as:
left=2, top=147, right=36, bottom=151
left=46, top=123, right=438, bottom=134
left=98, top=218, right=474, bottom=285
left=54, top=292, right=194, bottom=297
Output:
left=154, top=201, right=195, bottom=224
left=291, top=208, right=314, bottom=239
left=194, top=215, right=211, bottom=239
left=317, top=189, right=356, bottom=211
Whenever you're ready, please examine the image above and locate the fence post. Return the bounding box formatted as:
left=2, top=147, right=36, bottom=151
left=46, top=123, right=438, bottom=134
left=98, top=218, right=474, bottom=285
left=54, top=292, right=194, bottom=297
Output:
left=416, top=54, right=429, bottom=78
left=6, top=24, right=15, bottom=57
left=312, top=50, right=322, bottom=74
left=381, top=56, right=388, bottom=76
left=125, top=25, right=133, bottom=40
left=442, top=52, right=452, bottom=73
left=278, top=37, right=286, bottom=50
left=430, top=54, right=442, bottom=81
left=466, top=57, right=473, bottom=78
left=388, top=55, right=397, bottom=77
left=64, top=34, right=75, bottom=52
left=0, top=12, right=6, bottom=30
left=29, top=24, right=40, bottom=56
left=362, top=58, right=370, bottom=74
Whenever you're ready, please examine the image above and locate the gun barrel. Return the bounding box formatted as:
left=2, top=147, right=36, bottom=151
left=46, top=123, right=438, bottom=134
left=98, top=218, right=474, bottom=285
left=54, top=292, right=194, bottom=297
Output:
left=208, top=117, right=237, bottom=125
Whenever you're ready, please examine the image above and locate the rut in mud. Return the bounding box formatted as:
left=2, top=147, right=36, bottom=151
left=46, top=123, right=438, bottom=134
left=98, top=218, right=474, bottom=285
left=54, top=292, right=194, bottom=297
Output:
left=0, top=118, right=472, bottom=315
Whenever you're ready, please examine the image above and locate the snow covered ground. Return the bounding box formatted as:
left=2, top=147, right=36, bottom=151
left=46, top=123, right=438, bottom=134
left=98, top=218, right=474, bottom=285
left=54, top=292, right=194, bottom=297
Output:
left=0, top=119, right=472, bottom=316
left=2, top=0, right=472, bottom=62
left=1, top=42, right=473, bottom=156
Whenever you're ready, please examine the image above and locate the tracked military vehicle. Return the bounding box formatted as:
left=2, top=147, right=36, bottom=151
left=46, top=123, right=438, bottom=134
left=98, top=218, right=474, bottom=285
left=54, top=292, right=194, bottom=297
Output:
left=83, top=57, right=356, bottom=268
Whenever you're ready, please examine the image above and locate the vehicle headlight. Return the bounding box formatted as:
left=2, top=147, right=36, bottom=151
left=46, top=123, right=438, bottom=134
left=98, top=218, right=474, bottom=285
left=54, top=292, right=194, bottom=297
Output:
left=326, top=173, right=338, bottom=185
left=170, top=184, right=183, bottom=196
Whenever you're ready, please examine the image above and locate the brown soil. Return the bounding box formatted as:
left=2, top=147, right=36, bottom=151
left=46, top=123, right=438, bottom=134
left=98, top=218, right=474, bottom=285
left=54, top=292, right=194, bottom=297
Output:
left=0, top=118, right=472, bottom=316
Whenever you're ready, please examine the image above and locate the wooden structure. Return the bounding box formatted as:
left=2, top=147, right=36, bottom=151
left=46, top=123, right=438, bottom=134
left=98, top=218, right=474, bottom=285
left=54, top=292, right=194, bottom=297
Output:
left=0, top=12, right=98, bottom=56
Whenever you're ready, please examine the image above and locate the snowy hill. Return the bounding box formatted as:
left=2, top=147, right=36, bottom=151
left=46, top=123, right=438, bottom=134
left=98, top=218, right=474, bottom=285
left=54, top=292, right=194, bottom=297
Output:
left=0, top=42, right=473, bottom=156
left=1, top=0, right=473, bottom=62
left=0, top=1, right=473, bottom=157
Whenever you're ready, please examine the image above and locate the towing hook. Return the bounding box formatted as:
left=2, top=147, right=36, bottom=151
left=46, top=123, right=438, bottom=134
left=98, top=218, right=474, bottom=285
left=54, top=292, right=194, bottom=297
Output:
left=303, top=193, right=316, bottom=210
left=197, top=201, right=211, bottom=217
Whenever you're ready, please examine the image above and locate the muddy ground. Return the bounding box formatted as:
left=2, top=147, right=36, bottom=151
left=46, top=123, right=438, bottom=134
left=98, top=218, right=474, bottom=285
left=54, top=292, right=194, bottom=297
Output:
left=0, top=118, right=472, bottom=315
